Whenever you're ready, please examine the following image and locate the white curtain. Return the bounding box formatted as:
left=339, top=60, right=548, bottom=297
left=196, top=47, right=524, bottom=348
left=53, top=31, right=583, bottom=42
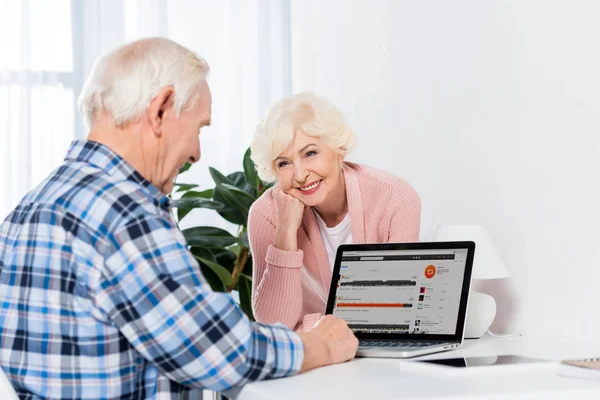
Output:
left=0, top=0, right=291, bottom=227
left=0, top=0, right=76, bottom=219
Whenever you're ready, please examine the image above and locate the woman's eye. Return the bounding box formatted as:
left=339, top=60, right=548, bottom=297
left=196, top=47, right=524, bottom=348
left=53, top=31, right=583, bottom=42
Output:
left=306, top=150, right=317, bottom=157
left=277, top=161, right=289, bottom=168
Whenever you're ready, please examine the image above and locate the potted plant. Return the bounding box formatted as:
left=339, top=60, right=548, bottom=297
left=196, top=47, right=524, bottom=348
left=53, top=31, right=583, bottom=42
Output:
left=172, top=149, right=271, bottom=320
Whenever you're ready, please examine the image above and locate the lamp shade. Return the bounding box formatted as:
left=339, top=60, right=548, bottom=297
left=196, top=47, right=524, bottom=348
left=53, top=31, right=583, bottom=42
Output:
left=433, top=225, right=509, bottom=280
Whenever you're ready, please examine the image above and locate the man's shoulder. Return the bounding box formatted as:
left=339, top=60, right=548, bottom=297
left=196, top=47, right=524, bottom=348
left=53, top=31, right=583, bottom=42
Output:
left=35, top=161, right=162, bottom=234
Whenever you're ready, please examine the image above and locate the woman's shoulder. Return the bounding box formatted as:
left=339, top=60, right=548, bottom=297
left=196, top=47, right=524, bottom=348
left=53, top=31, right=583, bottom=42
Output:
left=346, top=162, right=416, bottom=190
left=346, top=162, right=420, bottom=206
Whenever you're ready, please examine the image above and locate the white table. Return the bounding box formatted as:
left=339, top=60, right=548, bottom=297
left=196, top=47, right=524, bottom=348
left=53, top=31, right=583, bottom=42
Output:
left=235, top=334, right=600, bottom=399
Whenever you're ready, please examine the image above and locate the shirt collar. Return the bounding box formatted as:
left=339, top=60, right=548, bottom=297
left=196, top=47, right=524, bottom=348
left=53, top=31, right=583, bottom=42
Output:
left=64, top=140, right=172, bottom=210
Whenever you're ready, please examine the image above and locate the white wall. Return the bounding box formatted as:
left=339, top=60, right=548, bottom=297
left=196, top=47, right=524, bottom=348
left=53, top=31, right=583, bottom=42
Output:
left=291, top=0, right=600, bottom=340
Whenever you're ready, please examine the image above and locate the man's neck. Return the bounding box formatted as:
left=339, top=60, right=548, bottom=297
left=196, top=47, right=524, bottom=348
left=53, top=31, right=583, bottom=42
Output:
left=87, top=116, right=152, bottom=182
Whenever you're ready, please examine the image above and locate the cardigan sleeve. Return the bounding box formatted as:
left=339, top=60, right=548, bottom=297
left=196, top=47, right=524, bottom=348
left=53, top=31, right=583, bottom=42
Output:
left=248, top=203, right=305, bottom=330
left=388, top=181, right=421, bottom=242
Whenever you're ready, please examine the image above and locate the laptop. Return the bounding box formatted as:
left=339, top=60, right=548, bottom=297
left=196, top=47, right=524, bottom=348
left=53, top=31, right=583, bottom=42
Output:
left=326, top=241, right=475, bottom=358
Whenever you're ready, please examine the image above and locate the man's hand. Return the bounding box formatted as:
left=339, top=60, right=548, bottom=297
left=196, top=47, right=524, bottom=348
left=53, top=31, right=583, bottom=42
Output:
left=273, top=186, right=305, bottom=252
left=297, top=315, right=359, bottom=372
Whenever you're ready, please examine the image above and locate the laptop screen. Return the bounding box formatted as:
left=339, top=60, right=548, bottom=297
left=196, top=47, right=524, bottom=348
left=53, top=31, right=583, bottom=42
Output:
left=328, top=244, right=472, bottom=339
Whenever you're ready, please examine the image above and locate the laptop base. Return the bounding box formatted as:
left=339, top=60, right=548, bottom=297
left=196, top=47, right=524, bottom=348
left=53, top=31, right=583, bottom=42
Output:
left=357, top=342, right=460, bottom=359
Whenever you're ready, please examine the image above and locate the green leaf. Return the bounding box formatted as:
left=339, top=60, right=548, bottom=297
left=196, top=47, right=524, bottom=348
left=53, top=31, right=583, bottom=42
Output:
left=227, top=171, right=246, bottom=188
left=178, top=208, right=192, bottom=223
left=215, top=185, right=249, bottom=215
left=199, top=264, right=225, bottom=292
left=174, top=190, right=220, bottom=221
left=243, top=253, right=253, bottom=278
left=228, top=171, right=257, bottom=198
left=238, top=274, right=254, bottom=321
left=194, top=256, right=233, bottom=287
left=214, top=184, right=251, bottom=223
left=208, top=168, right=249, bottom=224
left=182, top=227, right=238, bottom=248
left=209, top=166, right=232, bottom=187
left=179, top=163, right=192, bottom=174
left=192, top=246, right=217, bottom=262
left=173, top=183, right=198, bottom=192
left=243, top=148, right=260, bottom=191
left=213, top=196, right=247, bottom=225
left=221, top=183, right=255, bottom=202
left=182, top=189, right=214, bottom=199
left=228, top=244, right=241, bottom=257
left=172, top=197, right=223, bottom=210
left=212, top=249, right=237, bottom=274
left=191, top=247, right=225, bottom=292
left=214, top=184, right=255, bottom=219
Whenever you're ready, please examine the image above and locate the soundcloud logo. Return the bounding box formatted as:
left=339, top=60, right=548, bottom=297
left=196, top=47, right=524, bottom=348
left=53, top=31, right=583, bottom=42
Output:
left=425, top=265, right=437, bottom=279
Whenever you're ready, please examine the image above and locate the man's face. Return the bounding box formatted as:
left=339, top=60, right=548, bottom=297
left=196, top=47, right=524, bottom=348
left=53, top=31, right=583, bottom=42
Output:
left=155, top=81, right=212, bottom=194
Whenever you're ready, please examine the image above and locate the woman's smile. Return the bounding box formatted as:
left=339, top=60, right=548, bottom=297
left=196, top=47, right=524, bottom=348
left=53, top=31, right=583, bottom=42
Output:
left=297, top=179, right=323, bottom=195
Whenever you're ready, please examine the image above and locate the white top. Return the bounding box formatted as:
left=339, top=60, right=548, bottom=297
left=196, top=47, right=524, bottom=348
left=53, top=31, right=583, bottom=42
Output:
left=313, top=210, right=353, bottom=270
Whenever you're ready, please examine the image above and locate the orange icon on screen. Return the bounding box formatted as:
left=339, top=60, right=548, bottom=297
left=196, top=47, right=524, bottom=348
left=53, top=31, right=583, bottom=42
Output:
left=425, top=265, right=437, bottom=279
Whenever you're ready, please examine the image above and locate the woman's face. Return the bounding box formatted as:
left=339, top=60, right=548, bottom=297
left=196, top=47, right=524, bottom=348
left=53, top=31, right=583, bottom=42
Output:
left=274, top=130, right=344, bottom=207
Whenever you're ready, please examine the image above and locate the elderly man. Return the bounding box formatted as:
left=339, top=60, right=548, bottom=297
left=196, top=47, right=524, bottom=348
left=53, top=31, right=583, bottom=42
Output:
left=0, top=38, right=357, bottom=399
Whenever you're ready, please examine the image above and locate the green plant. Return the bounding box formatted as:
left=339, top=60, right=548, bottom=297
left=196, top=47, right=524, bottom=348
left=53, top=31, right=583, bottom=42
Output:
left=172, top=149, right=271, bottom=320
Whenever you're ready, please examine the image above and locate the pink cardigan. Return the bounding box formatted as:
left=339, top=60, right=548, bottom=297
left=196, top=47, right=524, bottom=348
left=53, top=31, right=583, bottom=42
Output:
left=248, top=162, right=421, bottom=331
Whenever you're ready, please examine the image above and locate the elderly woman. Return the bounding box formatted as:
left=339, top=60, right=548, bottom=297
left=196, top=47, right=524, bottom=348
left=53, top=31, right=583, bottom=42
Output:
left=248, top=91, right=421, bottom=331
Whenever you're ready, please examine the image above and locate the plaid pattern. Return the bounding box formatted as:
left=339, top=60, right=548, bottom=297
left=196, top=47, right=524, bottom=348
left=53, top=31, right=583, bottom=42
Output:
left=0, top=140, right=303, bottom=399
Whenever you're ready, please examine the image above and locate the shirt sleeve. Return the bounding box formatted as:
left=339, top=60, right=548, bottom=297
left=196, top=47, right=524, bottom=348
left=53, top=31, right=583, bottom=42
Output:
left=93, top=213, right=304, bottom=392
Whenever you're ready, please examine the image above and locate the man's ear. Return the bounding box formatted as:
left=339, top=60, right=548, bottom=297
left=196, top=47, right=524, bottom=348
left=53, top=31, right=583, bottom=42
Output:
left=148, top=86, right=175, bottom=136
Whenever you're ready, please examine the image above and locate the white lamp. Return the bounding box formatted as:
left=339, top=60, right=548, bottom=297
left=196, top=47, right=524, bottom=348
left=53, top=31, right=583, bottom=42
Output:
left=433, top=225, right=509, bottom=339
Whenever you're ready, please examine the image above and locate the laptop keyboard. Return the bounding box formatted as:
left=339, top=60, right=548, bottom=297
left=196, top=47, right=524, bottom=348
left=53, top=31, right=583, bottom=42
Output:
left=359, top=340, right=443, bottom=348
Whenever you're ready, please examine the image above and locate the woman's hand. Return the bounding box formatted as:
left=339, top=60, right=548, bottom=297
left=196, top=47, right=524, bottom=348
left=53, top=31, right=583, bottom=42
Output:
left=273, top=186, right=305, bottom=252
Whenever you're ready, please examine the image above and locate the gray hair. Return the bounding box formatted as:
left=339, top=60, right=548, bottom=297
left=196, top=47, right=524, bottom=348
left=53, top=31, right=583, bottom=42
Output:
left=78, top=37, right=210, bottom=127
left=251, top=91, right=357, bottom=182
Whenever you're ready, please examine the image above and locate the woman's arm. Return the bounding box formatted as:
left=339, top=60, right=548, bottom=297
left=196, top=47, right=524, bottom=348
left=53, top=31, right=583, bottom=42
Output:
left=248, top=204, right=304, bottom=329
left=388, top=182, right=422, bottom=242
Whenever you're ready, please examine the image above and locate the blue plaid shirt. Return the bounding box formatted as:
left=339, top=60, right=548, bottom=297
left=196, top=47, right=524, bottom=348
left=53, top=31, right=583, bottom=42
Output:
left=0, top=140, right=303, bottom=399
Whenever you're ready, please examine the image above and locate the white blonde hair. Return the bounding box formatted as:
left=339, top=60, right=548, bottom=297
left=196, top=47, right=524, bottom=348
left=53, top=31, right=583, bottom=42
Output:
left=78, top=37, right=210, bottom=128
left=251, top=91, right=357, bottom=182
